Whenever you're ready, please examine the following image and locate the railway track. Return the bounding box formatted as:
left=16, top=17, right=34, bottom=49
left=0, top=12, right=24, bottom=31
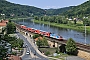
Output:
left=16, top=24, right=90, bottom=52
left=76, top=42, right=90, bottom=52
left=46, top=37, right=90, bottom=52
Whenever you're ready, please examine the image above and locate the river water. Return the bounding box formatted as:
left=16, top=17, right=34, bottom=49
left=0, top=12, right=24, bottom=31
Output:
left=15, top=19, right=90, bottom=44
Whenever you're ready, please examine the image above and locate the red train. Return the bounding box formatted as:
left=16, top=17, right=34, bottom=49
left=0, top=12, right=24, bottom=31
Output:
left=20, top=25, right=63, bottom=41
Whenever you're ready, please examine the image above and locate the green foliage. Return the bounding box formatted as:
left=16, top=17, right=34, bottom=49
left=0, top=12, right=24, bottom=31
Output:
left=83, top=18, right=90, bottom=26
left=55, top=49, right=59, bottom=54
left=2, top=34, right=24, bottom=48
left=35, top=15, right=68, bottom=24
left=0, top=46, right=7, bottom=58
left=33, top=34, right=40, bottom=39
left=6, top=21, right=16, bottom=34
left=36, top=38, right=43, bottom=48
left=74, top=20, right=77, bottom=24
left=11, top=38, right=23, bottom=48
left=0, top=0, right=90, bottom=19
left=45, top=51, right=50, bottom=56
left=0, top=0, right=45, bottom=19
left=42, top=37, right=48, bottom=46
left=45, top=6, right=74, bottom=15
left=11, top=52, right=17, bottom=55
left=65, top=38, right=77, bottom=55
left=0, top=45, right=7, bottom=60
left=36, top=37, right=48, bottom=47
left=63, top=1, right=90, bottom=18
left=34, top=16, right=39, bottom=20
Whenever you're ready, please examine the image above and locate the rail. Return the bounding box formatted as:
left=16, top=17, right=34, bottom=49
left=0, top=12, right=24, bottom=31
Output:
left=15, top=23, right=90, bottom=52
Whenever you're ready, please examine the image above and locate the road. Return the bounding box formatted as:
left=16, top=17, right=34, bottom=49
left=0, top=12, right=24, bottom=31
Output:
left=21, top=48, right=31, bottom=60
left=16, top=31, right=48, bottom=60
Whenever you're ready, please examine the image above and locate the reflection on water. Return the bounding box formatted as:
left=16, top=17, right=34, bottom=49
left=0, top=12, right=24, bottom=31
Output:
left=16, top=19, right=90, bottom=44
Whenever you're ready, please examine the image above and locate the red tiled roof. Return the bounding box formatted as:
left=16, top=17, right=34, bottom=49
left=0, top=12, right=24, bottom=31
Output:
left=0, top=23, right=6, bottom=26
left=8, top=55, right=21, bottom=60
left=1, top=20, right=8, bottom=23
left=35, top=37, right=43, bottom=41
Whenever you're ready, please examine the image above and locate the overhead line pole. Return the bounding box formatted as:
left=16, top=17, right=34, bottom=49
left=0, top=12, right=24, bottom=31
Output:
left=85, top=24, right=86, bottom=45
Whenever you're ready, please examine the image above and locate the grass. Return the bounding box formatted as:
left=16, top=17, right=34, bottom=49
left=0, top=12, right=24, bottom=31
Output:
left=49, top=52, right=69, bottom=60
left=39, top=48, right=57, bottom=55
left=39, top=47, right=69, bottom=60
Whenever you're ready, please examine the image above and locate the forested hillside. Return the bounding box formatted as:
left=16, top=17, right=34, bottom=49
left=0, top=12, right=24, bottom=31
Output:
left=45, top=0, right=90, bottom=17
left=0, top=0, right=90, bottom=19
left=62, top=0, right=90, bottom=17
left=45, top=6, right=75, bottom=15
left=0, top=0, right=45, bottom=18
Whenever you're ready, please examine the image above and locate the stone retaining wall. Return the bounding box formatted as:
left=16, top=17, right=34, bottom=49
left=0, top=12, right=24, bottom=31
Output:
left=78, top=50, right=90, bottom=60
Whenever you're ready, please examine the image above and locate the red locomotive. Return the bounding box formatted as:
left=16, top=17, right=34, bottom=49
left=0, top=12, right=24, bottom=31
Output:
left=20, top=25, right=63, bottom=41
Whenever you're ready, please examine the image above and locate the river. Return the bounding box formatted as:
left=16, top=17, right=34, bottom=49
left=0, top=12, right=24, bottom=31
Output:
left=15, top=19, right=90, bottom=44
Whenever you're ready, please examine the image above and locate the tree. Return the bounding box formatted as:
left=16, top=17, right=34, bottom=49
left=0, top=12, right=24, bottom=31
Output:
left=83, top=18, right=90, bottom=26
left=16, top=38, right=23, bottom=48
left=74, top=19, right=77, bottom=24
left=36, top=37, right=48, bottom=47
left=65, top=38, right=77, bottom=55
left=33, top=34, right=40, bottom=39
left=0, top=41, right=8, bottom=60
left=36, top=38, right=43, bottom=48
left=42, top=37, right=48, bottom=46
left=2, top=34, right=23, bottom=48
left=34, top=16, right=39, bottom=20
left=6, top=21, right=16, bottom=34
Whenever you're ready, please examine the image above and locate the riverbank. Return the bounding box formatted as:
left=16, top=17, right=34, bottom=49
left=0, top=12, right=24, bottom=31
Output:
left=33, top=20, right=90, bottom=34
left=10, top=17, right=33, bottom=20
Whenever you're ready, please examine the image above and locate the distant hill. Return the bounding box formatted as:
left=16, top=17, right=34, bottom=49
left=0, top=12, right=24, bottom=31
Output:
left=0, top=0, right=89, bottom=19
left=0, top=0, right=45, bottom=18
left=62, top=1, right=90, bottom=17
left=45, top=6, right=75, bottom=15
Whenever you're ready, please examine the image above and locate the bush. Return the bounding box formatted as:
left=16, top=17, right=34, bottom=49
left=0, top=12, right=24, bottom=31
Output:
left=45, top=51, right=50, bottom=56
left=11, top=52, right=17, bottom=55
left=33, top=34, right=40, bottom=39
left=65, top=38, right=77, bottom=55
left=55, top=49, right=59, bottom=54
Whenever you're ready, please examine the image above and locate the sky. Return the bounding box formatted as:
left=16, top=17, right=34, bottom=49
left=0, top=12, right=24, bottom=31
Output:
left=7, top=0, right=88, bottom=9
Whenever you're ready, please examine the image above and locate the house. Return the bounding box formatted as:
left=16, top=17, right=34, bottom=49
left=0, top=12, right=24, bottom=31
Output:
left=0, top=20, right=8, bottom=33
left=1, top=20, right=8, bottom=23
left=0, top=23, right=6, bottom=26
left=68, top=18, right=73, bottom=21
left=8, top=55, right=22, bottom=60
left=0, top=23, right=6, bottom=32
